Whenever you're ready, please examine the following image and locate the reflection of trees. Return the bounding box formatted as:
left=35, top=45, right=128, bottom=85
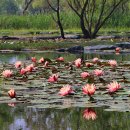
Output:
left=0, top=104, right=13, bottom=130
left=1, top=52, right=130, bottom=64
left=25, top=108, right=72, bottom=130
left=19, top=107, right=130, bottom=130
left=1, top=105, right=130, bottom=130
left=0, top=52, right=77, bottom=63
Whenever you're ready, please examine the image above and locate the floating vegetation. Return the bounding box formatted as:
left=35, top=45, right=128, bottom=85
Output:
left=0, top=56, right=130, bottom=112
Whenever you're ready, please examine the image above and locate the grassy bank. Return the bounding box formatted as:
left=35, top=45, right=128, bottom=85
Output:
left=1, top=27, right=130, bottom=37
left=0, top=38, right=118, bottom=51
left=0, top=12, right=130, bottom=30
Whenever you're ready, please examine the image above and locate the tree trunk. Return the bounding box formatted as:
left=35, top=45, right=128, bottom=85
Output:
left=80, top=18, right=91, bottom=39
left=57, top=20, right=65, bottom=39
left=92, top=32, right=97, bottom=38
left=57, top=10, right=65, bottom=39
left=23, top=0, right=33, bottom=15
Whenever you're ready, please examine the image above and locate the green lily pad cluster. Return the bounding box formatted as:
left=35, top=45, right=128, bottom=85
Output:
left=0, top=57, right=130, bottom=112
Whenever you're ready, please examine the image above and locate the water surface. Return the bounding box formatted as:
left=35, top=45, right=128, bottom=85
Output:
left=0, top=51, right=130, bottom=63
left=1, top=104, right=130, bottom=130
left=0, top=51, right=130, bottom=130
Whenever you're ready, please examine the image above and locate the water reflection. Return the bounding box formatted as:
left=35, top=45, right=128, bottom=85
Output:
left=0, top=52, right=76, bottom=63
left=0, top=104, right=130, bottom=130
left=0, top=51, right=130, bottom=64
left=9, top=118, right=30, bottom=130
left=8, top=103, right=16, bottom=107
left=83, top=108, right=97, bottom=120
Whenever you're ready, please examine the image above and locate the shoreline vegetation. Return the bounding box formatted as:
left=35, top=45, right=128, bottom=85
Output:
left=0, top=12, right=130, bottom=31
left=1, top=28, right=130, bottom=36
left=0, top=34, right=129, bottom=51
left=0, top=28, right=130, bottom=51
left=0, top=12, right=129, bottom=51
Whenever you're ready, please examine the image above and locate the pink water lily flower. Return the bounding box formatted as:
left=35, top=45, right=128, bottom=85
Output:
left=43, top=61, right=49, bottom=67
left=86, top=62, right=93, bottom=67
left=82, top=84, right=96, bottom=96
left=94, top=69, right=104, bottom=76
left=81, top=72, right=90, bottom=79
left=107, top=81, right=121, bottom=93
left=31, top=57, right=37, bottom=62
left=74, top=58, right=81, bottom=68
left=20, top=68, right=27, bottom=75
left=39, top=57, right=44, bottom=63
left=83, top=108, right=97, bottom=120
left=8, top=88, right=16, bottom=98
left=2, top=70, right=13, bottom=78
left=59, top=85, right=74, bottom=96
left=115, top=47, right=121, bottom=53
left=25, top=64, right=34, bottom=72
left=15, top=61, right=22, bottom=68
left=48, top=74, right=59, bottom=82
left=92, top=57, right=99, bottom=63
left=108, top=60, right=117, bottom=68
left=56, top=57, right=64, bottom=62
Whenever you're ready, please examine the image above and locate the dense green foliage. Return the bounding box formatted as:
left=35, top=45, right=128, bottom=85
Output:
left=0, top=11, right=130, bottom=30
left=0, top=0, right=129, bottom=31
left=0, top=0, right=19, bottom=14
left=0, top=12, right=79, bottom=30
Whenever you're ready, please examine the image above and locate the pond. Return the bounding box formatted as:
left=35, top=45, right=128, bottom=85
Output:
left=0, top=51, right=130, bottom=130
left=1, top=104, right=130, bottom=130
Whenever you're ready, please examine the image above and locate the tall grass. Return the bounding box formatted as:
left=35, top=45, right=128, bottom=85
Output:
left=0, top=11, right=129, bottom=30
left=0, top=12, right=80, bottom=30
left=104, top=13, right=130, bottom=28
left=0, top=14, right=55, bottom=29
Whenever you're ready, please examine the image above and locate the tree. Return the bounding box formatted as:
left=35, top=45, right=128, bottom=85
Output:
left=67, top=0, right=129, bottom=38
left=0, top=0, right=18, bottom=14
left=32, top=0, right=50, bottom=13
left=47, top=0, right=65, bottom=39
left=23, top=0, right=34, bottom=14
left=22, top=0, right=65, bottom=38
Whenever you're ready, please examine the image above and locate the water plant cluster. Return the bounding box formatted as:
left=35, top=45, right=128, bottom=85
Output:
left=0, top=54, right=130, bottom=113
left=0, top=39, right=89, bottom=51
